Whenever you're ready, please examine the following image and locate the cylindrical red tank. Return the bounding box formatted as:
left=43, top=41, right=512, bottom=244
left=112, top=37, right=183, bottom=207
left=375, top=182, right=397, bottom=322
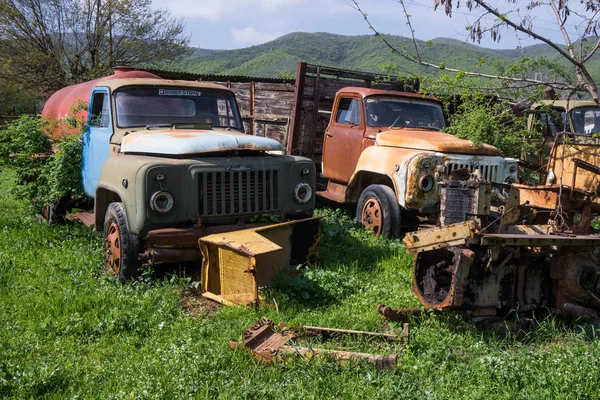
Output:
left=42, top=67, right=162, bottom=137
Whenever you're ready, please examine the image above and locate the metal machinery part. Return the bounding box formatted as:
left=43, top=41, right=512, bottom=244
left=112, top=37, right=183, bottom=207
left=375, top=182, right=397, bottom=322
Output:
left=404, top=134, right=600, bottom=318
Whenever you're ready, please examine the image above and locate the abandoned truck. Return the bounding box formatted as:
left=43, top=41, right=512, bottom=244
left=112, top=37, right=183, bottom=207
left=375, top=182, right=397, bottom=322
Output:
left=314, top=87, right=518, bottom=238
left=524, top=99, right=600, bottom=166
left=403, top=124, right=600, bottom=319
left=41, top=68, right=317, bottom=280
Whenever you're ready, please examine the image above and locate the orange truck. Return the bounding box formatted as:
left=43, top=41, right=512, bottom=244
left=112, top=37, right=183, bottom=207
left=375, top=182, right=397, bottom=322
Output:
left=282, top=63, right=518, bottom=237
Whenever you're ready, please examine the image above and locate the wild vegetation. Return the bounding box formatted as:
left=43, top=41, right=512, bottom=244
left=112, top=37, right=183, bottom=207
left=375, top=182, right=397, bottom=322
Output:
left=2, top=169, right=600, bottom=398
left=0, top=114, right=84, bottom=209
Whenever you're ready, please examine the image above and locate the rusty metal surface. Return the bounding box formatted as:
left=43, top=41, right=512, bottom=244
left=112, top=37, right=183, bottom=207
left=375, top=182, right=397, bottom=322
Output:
left=121, top=129, right=283, bottom=155
left=317, top=181, right=348, bottom=203
left=75, top=211, right=95, bottom=228
left=376, top=305, right=423, bottom=323
left=406, top=170, right=600, bottom=317
left=376, top=130, right=498, bottom=155
left=403, top=219, right=480, bottom=254
left=230, top=317, right=403, bottom=370
left=42, top=68, right=162, bottom=138
left=439, top=180, right=491, bottom=225
left=301, top=325, right=407, bottom=342
left=142, top=248, right=201, bottom=265
left=200, top=217, right=322, bottom=306
left=412, top=247, right=474, bottom=309
left=479, top=233, right=600, bottom=247
left=321, top=93, right=366, bottom=183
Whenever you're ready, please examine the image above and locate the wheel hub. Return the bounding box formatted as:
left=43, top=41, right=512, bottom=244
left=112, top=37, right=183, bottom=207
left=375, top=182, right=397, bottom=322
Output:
left=361, top=198, right=382, bottom=236
left=105, top=221, right=122, bottom=274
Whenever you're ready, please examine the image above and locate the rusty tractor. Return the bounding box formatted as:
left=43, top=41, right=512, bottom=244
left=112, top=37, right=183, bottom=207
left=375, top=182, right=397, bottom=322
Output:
left=403, top=132, right=600, bottom=319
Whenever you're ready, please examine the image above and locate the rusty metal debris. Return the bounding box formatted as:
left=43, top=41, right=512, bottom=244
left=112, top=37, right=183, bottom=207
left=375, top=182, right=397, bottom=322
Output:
left=376, top=304, right=423, bottom=323
left=398, top=132, right=600, bottom=319
left=199, top=217, right=322, bottom=306
left=402, top=140, right=600, bottom=319
left=230, top=317, right=408, bottom=370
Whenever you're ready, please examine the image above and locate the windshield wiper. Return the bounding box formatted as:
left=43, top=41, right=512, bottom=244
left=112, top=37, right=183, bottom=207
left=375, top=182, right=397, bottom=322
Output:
left=389, top=116, right=408, bottom=129
left=145, top=124, right=171, bottom=130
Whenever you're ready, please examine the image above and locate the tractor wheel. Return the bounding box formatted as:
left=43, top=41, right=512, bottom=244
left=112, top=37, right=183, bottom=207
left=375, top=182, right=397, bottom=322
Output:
left=356, top=184, right=401, bottom=238
left=103, top=202, right=141, bottom=281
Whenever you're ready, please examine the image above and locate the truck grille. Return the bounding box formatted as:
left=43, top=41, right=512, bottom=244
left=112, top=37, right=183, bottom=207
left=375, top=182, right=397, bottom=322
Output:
left=198, top=170, right=279, bottom=216
left=446, top=161, right=500, bottom=182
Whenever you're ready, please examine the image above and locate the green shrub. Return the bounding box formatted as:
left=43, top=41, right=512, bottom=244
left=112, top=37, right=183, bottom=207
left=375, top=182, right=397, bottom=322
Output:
left=0, top=113, right=85, bottom=207
left=443, top=98, right=539, bottom=158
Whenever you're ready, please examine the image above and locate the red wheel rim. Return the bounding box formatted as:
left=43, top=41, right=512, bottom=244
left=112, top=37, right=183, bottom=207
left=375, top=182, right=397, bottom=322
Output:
left=361, top=198, right=383, bottom=236
left=105, top=221, right=122, bottom=274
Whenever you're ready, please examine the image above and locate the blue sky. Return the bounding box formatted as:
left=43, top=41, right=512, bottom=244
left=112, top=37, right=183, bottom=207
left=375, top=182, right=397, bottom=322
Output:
left=150, top=0, right=581, bottom=51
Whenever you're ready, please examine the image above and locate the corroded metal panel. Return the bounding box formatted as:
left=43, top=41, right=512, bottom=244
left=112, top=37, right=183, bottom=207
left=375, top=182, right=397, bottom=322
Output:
left=121, top=130, right=282, bottom=155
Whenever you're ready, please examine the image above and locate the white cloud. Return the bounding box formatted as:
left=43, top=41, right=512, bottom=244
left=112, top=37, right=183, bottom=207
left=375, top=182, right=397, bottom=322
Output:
left=231, top=27, right=281, bottom=45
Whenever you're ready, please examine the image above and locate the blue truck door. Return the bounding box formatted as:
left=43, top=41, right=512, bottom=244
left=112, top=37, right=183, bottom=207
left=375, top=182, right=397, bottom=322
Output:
left=82, top=88, right=112, bottom=197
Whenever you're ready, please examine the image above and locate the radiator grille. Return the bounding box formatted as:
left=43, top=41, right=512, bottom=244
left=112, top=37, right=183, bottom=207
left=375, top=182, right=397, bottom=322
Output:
left=198, top=170, right=279, bottom=216
left=446, top=161, right=500, bottom=182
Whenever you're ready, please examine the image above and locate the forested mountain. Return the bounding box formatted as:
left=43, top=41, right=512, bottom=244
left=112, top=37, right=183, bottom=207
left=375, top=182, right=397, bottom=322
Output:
left=158, top=32, right=600, bottom=80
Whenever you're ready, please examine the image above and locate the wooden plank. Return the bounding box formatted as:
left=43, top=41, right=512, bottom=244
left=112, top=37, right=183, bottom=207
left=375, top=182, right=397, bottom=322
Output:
left=254, top=82, right=295, bottom=92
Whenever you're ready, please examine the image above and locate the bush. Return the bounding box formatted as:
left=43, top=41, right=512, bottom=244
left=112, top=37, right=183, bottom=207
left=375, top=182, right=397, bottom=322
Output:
left=443, top=97, right=539, bottom=158
left=0, top=114, right=84, bottom=207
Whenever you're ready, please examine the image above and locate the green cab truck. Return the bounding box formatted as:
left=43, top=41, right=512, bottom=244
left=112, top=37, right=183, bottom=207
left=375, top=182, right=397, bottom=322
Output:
left=42, top=68, right=316, bottom=280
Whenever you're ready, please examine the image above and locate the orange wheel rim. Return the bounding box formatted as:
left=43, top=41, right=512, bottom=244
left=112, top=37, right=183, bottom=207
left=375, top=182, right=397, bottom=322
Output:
left=105, top=221, right=122, bottom=274
left=361, top=199, right=382, bottom=236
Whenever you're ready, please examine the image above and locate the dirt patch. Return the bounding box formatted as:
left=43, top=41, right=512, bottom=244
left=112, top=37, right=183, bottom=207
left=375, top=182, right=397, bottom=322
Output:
left=179, top=287, right=222, bottom=318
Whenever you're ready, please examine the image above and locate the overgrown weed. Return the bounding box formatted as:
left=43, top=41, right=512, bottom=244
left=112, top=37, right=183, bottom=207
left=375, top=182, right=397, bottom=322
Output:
left=2, top=170, right=600, bottom=398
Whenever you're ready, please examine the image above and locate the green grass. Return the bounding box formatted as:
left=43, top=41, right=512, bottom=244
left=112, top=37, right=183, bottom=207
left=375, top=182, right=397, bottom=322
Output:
left=2, top=168, right=600, bottom=398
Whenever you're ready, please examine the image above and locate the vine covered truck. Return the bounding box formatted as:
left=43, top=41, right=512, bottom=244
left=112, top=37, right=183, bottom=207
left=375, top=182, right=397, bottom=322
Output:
left=42, top=68, right=317, bottom=281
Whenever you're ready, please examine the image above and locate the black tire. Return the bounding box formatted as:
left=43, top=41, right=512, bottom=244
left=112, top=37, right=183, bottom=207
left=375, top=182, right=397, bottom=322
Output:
left=356, top=184, right=401, bottom=238
left=103, top=202, right=141, bottom=281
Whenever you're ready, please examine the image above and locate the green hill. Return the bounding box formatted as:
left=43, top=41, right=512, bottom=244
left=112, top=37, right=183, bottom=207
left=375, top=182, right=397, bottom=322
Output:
left=158, top=32, right=600, bottom=81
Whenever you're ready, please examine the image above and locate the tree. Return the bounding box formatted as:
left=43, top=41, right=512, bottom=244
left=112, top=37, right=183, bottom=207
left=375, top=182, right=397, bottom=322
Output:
left=0, top=0, right=190, bottom=96
left=351, top=0, right=600, bottom=104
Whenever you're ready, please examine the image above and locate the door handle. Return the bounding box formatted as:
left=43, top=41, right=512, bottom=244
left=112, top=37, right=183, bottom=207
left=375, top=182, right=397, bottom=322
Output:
left=325, top=131, right=333, bottom=138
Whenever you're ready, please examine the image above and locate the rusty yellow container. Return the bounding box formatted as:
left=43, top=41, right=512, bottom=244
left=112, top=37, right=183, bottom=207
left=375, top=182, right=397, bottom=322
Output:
left=199, top=217, right=321, bottom=306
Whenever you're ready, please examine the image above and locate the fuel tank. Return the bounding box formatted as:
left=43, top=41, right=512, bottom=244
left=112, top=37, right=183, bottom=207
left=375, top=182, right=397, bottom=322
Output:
left=41, top=67, right=162, bottom=137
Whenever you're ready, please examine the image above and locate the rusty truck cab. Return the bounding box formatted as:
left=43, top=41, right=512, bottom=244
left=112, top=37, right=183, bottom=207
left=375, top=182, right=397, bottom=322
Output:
left=322, top=87, right=445, bottom=185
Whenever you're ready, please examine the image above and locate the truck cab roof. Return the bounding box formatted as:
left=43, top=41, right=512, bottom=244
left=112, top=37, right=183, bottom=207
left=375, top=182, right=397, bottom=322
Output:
left=338, top=87, right=440, bottom=103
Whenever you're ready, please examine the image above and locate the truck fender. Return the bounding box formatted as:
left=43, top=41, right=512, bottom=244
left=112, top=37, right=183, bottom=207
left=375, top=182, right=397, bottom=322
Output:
left=347, top=146, right=427, bottom=208
left=94, top=184, right=129, bottom=232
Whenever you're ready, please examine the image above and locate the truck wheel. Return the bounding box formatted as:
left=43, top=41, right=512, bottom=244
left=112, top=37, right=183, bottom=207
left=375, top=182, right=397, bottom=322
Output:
left=103, top=202, right=141, bottom=281
left=356, top=185, right=401, bottom=238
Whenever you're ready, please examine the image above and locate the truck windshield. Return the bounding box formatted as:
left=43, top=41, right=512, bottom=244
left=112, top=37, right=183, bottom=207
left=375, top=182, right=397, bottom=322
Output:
left=570, top=106, right=600, bottom=135
left=531, top=108, right=566, bottom=137
left=364, top=96, right=445, bottom=130
left=115, top=87, right=243, bottom=130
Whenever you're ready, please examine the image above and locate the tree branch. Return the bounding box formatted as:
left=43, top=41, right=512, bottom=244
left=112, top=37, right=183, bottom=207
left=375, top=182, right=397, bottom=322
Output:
left=350, top=0, right=577, bottom=91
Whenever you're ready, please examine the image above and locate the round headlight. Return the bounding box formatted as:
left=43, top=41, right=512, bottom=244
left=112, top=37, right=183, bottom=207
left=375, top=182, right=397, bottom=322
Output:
left=422, top=160, right=432, bottom=170
left=294, top=183, right=312, bottom=204
left=301, top=167, right=311, bottom=176
left=419, top=175, right=435, bottom=192
left=508, top=164, right=517, bottom=174
left=151, top=191, right=174, bottom=213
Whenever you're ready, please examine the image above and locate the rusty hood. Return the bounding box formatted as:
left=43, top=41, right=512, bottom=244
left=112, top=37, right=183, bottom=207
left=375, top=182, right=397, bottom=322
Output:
left=120, top=129, right=283, bottom=155
left=375, top=129, right=499, bottom=155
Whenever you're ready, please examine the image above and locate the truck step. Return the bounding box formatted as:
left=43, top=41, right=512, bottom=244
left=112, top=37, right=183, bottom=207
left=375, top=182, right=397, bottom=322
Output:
left=75, top=211, right=95, bottom=227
